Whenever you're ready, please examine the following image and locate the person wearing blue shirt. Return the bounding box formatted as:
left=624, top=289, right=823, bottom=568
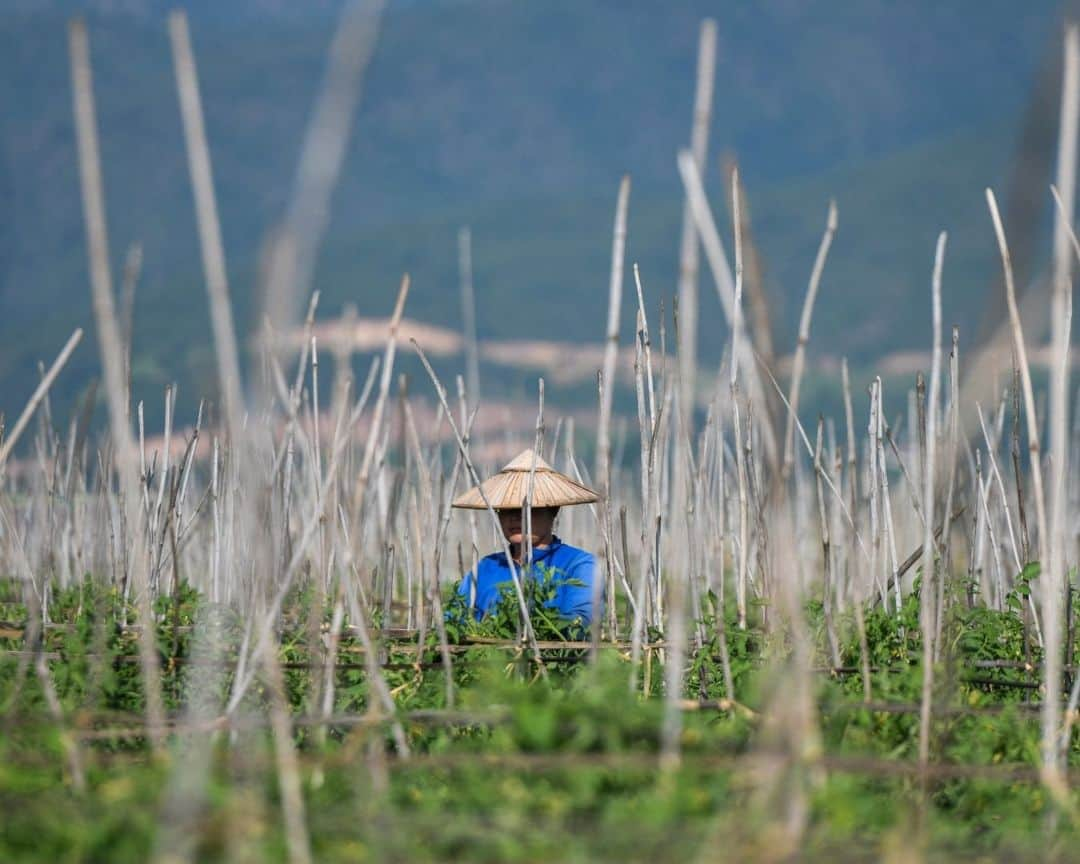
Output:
left=451, top=449, right=601, bottom=628
left=457, top=505, right=598, bottom=626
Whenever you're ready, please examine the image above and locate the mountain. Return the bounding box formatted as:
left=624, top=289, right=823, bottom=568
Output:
left=0, top=0, right=1062, bottom=429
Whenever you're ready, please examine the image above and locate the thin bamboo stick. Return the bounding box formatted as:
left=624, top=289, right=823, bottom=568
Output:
left=458, top=226, right=481, bottom=416
left=759, top=358, right=868, bottom=565
left=722, top=157, right=776, bottom=375
left=875, top=381, right=902, bottom=613
left=918, top=231, right=947, bottom=772
left=596, top=175, right=631, bottom=495
left=986, top=190, right=1048, bottom=572
left=352, top=275, right=410, bottom=528
left=783, top=200, right=837, bottom=477
left=730, top=171, right=751, bottom=632
left=0, top=329, right=83, bottom=472
left=629, top=308, right=653, bottom=681
left=976, top=403, right=1023, bottom=574
left=523, top=380, right=545, bottom=611
left=868, top=379, right=882, bottom=611
left=814, top=418, right=841, bottom=666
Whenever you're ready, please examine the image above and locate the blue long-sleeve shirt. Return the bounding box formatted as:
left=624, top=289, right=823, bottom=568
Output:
left=457, top=537, right=599, bottom=626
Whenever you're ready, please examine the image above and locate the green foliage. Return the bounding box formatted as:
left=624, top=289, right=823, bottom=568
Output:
left=5, top=574, right=1080, bottom=861
left=684, top=588, right=764, bottom=702
left=444, top=561, right=588, bottom=643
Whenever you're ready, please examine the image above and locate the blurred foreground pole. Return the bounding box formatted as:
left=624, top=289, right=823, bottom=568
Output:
left=678, top=151, right=778, bottom=470
left=670, top=20, right=716, bottom=638
left=68, top=18, right=166, bottom=750
left=261, top=0, right=386, bottom=348
left=676, top=18, right=717, bottom=425
left=169, top=9, right=245, bottom=437
left=1043, top=21, right=1078, bottom=800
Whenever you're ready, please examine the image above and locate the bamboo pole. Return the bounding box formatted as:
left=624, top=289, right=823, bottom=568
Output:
left=262, top=0, right=387, bottom=335
left=783, top=200, right=837, bottom=478
left=68, top=18, right=166, bottom=752
left=677, top=151, right=778, bottom=469
left=262, top=638, right=314, bottom=864
left=523, top=380, right=545, bottom=607
left=918, top=231, right=947, bottom=772
left=352, top=275, right=410, bottom=529
left=814, top=418, right=841, bottom=667
left=676, top=18, right=717, bottom=424
left=975, top=403, right=1024, bottom=576
left=868, top=379, right=883, bottom=610
left=596, top=175, right=631, bottom=495
left=730, top=169, right=750, bottom=631
left=629, top=308, right=653, bottom=681
left=0, top=329, right=83, bottom=472
left=458, top=226, right=481, bottom=416
left=1051, top=184, right=1080, bottom=774
left=168, top=10, right=244, bottom=436
left=1044, top=23, right=1080, bottom=797
left=722, top=156, right=775, bottom=375
left=986, top=190, right=1048, bottom=571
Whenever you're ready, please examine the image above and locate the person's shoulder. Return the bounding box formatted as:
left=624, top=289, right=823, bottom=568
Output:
left=469, top=552, right=509, bottom=586
left=555, top=541, right=595, bottom=566
left=477, top=551, right=510, bottom=569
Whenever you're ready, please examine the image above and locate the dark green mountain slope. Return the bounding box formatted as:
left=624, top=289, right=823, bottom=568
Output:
left=0, top=0, right=1060, bottom=426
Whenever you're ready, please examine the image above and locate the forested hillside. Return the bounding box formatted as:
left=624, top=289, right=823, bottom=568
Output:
left=0, top=0, right=1060, bottom=423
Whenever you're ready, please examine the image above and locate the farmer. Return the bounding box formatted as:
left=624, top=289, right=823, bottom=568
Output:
left=452, top=449, right=601, bottom=627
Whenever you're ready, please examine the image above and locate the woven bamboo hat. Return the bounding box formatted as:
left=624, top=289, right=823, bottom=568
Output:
left=452, top=449, right=599, bottom=510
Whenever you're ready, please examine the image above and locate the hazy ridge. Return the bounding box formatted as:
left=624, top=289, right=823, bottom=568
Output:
left=0, top=0, right=1059, bottom=424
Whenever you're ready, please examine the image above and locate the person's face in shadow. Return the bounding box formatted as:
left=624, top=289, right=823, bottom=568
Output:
left=498, top=506, right=559, bottom=547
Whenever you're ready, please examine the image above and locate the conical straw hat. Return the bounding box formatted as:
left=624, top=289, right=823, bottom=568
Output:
left=452, top=449, right=599, bottom=510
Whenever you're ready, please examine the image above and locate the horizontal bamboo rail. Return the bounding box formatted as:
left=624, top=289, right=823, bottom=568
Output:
left=6, top=696, right=1075, bottom=745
